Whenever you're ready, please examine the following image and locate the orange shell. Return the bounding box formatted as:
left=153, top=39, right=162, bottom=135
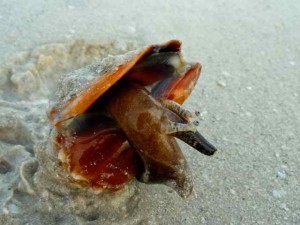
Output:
left=48, top=40, right=182, bottom=126
left=47, top=40, right=215, bottom=198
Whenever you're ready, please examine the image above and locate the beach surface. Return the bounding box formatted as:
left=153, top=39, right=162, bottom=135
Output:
left=0, top=0, right=299, bottom=224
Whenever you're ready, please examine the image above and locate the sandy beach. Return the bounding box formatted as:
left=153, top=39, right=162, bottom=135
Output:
left=0, top=0, right=299, bottom=224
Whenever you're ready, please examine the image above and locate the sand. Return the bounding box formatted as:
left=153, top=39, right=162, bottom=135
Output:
left=0, top=0, right=299, bottom=225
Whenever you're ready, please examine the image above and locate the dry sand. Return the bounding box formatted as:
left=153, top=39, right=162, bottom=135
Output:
left=0, top=0, right=299, bottom=225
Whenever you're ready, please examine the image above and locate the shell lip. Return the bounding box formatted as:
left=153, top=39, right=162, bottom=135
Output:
left=49, top=40, right=183, bottom=127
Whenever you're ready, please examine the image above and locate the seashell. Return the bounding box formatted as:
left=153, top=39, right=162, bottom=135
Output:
left=48, top=40, right=217, bottom=198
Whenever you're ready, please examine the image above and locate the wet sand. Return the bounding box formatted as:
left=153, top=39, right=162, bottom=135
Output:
left=0, top=0, right=299, bottom=224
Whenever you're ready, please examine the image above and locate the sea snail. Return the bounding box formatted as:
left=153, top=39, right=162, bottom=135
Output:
left=48, top=40, right=217, bottom=198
